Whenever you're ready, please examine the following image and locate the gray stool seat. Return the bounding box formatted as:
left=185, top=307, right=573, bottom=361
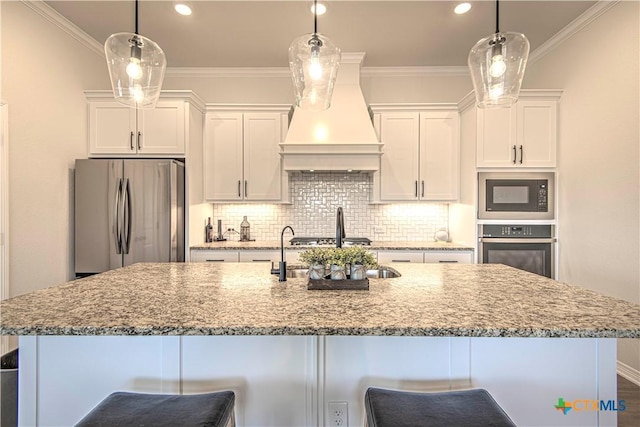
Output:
left=365, top=387, right=516, bottom=427
left=75, top=390, right=235, bottom=427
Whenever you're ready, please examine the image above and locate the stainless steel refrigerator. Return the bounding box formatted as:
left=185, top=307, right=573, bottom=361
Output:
left=74, top=159, right=185, bottom=277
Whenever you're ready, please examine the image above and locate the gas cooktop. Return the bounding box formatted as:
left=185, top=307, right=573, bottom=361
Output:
left=289, top=237, right=372, bottom=246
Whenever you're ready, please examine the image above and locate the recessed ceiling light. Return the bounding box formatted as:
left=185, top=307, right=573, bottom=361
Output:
left=311, top=2, right=327, bottom=16
left=174, top=3, right=192, bottom=16
left=454, top=2, right=472, bottom=15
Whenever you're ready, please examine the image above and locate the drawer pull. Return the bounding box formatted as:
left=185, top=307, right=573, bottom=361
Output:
left=252, top=259, right=271, bottom=262
left=205, top=259, right=225, bottom=262
left=438, top=260, right=459, bottom=263
left=392, top=260, right=411, bottom=263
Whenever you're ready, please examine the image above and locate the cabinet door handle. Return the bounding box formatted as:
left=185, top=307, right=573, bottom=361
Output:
left=512, top=145, right=517, bottom=164
left=414, top=180, right=418, bottom=198
left=244, top=180, right=248, bottom=197
left=237, top=180, right=241, bottom=197
left=137, top=131, right=142, bottom=151
left=519, top=145, right=524, bottom=164
left=421, top=180, right=425, bottom=198
left=130, top=132, right=135, bottom=150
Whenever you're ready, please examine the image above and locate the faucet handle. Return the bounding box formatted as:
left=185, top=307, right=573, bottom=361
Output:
left=270, top=261, right=280, bottom=275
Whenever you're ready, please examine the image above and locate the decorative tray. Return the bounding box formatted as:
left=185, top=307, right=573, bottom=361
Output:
left=307, top=278, right=369, bottom=290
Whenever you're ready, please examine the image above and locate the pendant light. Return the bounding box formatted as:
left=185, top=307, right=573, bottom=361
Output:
left=104, top=0, right=166, bottom=109
left=288, top=0, right=341, bottom=111
left=468, top=0, right=529, bottom=108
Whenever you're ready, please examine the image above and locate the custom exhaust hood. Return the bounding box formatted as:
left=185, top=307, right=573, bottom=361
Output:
left=280, top=53, right=383, bottom=172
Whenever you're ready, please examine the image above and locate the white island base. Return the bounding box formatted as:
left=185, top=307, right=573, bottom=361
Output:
left=18, top=336, right=618, bottom=427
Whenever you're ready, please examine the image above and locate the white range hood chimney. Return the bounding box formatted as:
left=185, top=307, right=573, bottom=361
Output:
left=281, top=52, right=383, bottom=172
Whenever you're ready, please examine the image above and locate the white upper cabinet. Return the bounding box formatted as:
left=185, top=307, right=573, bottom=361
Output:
left=204, top=113, right=244, bottom=200
left=419, top=111, right=460, bottom=200
left=204, top=112, right=283, bottom=202
left=378, top=112, right=420, bottom=201
left=376, top=110, right=459, bottom=201
left=476, top=98, right=558, bottom=168
left=88, top=99, right=185, bottom=156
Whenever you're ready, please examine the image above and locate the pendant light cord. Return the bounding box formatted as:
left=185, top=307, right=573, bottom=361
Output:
left=313, top=0, right=318, bottom=34
left=134, top=0, right=139, bottom=35
left=495, top=0, right=500, bottom=34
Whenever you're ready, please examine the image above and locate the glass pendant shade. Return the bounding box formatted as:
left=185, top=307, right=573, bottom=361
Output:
left=468, top=31, right=529, bottom=108
left=289, top=33, right=341, bottom=111
left=105, top=32, right=166, bottom=109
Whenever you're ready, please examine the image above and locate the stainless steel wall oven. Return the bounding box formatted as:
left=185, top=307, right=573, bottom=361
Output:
left=479, top=225, right=555, bottom=278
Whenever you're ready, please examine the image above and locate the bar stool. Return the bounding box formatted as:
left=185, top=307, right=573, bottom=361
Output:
left=364, top=387, right=516, bottom=427
left=75, top=390, right=235, bottom=427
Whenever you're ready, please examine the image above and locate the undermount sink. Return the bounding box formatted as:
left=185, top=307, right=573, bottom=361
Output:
left=285, top=266, right=401, bottom=279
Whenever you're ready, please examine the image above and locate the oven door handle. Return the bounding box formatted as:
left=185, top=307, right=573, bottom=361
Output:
left=479, top=238, right=556, bottom=244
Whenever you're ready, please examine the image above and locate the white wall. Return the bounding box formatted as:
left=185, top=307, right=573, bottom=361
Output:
left=163, top=71, right=472, bottom=105
left=1, top=2, right=109, bottom=297
left=524, top=1, right=640, bottom=373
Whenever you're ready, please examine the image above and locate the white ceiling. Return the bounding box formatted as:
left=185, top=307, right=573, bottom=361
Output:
left=44, top=0, right=598, bottom=68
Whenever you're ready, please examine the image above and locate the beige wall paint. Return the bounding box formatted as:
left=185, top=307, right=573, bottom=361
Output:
left=1, top=2, right=108, bottom=297
left=524, top=1, right=640, bottom=373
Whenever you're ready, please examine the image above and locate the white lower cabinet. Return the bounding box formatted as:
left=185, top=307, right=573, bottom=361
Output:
left=377, top=250, right=473, bottom=264
left=190, top=250, right=239, bottom=262
left=190, top=250, right=282, bottom=263
left=377, top=250, right=424, bottom=264
left=190, top=249, right=473, bottom=264
left=238, top=250, right=280, bottom=263
left=423, top=251, right=473, bottom=264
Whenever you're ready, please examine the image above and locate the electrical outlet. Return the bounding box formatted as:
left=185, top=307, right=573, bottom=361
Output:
left=373, top=226, right=384, bottom=234
left=328, top=401, right=348, bottom=426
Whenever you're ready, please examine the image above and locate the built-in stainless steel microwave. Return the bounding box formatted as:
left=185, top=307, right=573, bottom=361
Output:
left=478, top=172, right=555, bottom=220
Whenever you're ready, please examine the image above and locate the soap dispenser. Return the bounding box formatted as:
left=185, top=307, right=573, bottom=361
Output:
left=240, top=216, right=251, bottom=242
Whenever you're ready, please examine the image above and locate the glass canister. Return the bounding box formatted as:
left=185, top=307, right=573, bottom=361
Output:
left=240, top=216, right=251, bottom=241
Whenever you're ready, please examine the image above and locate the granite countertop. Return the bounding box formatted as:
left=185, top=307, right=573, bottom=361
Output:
left=1, top=263, right=638, bottom=338
left=190, top=241, right=474, bottom=251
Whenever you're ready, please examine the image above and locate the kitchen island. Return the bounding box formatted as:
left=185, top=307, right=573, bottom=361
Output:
left=1, top=262, right=639, bottom=426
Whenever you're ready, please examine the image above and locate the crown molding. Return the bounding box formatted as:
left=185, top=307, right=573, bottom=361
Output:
left=21, top=0, right=104, bottom=57
left=528, top=0, right=620, bottom=65
left=369, top=103, right=458, bottom=112
left=205, top=104, right=292, bottom=112
left=165, top=67, right=291, bottom=78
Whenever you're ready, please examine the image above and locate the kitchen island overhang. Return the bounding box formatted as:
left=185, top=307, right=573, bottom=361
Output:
left=1, top=263, right=638, bottom=427
left=2, top=262, right=638, bottom=338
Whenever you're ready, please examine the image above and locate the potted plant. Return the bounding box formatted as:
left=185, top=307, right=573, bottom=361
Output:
left=343, top=246, right=377, bottom=280
left=299, top=247, right=329, bottom=280
left=326, top=248, right=348, bottom=280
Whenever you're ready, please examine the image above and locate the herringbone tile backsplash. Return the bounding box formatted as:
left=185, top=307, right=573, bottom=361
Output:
left=212, top=172, right=448, bottom=241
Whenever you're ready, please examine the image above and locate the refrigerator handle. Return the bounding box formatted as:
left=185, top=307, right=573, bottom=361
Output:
left=123, top=178, right=132, bottom=254
left=114, top=178, right=123, bottom=254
